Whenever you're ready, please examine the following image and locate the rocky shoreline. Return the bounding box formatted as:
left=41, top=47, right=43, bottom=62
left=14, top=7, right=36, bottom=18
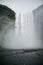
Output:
left=0, top=48, right=43, bottom=65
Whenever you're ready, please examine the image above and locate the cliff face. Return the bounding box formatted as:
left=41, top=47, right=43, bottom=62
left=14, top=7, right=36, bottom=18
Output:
left=0, top=4, right=16, bottom=20
left=0, top=4, right=16, bottom=31
left=33, top=4, right=43, bottom=24
left=0, top=4, right=16, bottom=48
left=33, top=4, right=43, bottom=44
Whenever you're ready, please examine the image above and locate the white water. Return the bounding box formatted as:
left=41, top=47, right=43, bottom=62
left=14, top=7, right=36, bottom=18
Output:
left=0, top=12, right=43, bottom=49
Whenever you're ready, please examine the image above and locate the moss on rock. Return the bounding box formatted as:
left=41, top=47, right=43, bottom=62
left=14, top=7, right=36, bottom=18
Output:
left=0, top=4, right=16, bottom=21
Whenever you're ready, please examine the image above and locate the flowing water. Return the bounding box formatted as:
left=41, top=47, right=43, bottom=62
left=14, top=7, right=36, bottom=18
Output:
left=0, top=12, right=43, bottom=49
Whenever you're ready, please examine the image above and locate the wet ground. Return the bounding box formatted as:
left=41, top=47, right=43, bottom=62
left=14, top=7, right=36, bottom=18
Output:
left=0, top=49, right=43, bottom=65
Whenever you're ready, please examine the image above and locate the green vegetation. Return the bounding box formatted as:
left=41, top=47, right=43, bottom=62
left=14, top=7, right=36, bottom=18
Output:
left=0, top=4, right=16, bottom=21
left=0, top=4, right=16, bottom=31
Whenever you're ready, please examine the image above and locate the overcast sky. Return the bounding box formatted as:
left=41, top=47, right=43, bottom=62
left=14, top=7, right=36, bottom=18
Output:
left=0, top=0, right=43, bottom=14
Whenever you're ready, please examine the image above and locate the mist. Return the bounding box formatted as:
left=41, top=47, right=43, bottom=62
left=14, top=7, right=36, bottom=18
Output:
left=0, top=0, right=43, bottom=49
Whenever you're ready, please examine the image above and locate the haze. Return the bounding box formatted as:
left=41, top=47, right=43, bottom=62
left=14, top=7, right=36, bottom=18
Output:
left=0, top=0, right=43, bottom=49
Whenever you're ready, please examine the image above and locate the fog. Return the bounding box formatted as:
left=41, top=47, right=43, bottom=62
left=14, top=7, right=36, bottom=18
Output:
left=0, top=0, right=43, bottom=49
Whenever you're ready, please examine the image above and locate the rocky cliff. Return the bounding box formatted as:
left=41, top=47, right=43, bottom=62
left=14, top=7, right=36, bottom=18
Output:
left=0, top=4, right=16, bottom=31
left=33, top=4, right=43, bottom=44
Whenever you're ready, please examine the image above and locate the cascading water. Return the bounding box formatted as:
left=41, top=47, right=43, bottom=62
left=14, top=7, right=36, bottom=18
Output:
left=0, top=12, right=43, bottom=49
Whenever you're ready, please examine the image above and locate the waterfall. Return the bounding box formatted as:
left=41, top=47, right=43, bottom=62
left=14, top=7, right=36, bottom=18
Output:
left=0, top=12, right=43, bottom=49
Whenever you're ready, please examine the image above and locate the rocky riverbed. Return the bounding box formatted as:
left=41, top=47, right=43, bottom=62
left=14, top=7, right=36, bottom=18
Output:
left=0, top=48, right=43, bottom=65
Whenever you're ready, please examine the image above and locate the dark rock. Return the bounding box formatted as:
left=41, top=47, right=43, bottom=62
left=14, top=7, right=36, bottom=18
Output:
left=0, top=4, right=16, bottom=31
left=0, top=4, right=16, bottom=20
